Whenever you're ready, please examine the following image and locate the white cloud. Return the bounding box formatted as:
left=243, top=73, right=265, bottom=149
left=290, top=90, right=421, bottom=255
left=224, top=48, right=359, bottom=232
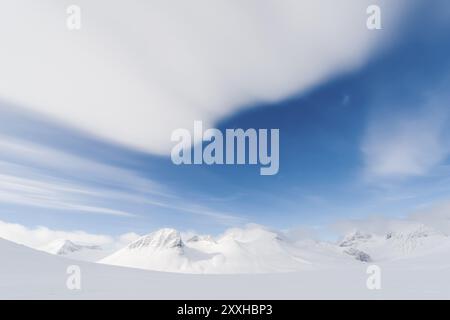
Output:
left=117, top=232, right=141, bottom=246
left=284, top=225, right=323, bottom=242
left=0, top=0, right=408, bottom=155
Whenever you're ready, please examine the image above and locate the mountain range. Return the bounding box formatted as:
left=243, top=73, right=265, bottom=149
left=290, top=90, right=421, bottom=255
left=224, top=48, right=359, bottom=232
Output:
left=36, top=224, right=450, bottom=274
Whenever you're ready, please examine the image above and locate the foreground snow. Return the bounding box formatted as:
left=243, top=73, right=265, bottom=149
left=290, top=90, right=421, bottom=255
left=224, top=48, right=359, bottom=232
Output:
left=0, top=237, right=448, bottom=299
left=1, top=224, right=450, bottom=299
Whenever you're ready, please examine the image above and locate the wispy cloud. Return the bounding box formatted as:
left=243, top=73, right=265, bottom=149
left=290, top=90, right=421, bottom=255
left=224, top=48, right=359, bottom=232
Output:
left=0, top=137, right=167, bottom=197
left=0, top=135, right=244, bottom=224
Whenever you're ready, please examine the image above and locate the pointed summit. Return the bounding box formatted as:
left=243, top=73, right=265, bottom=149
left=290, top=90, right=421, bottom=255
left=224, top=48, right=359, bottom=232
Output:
left=128, top=228, right=183, bottom=250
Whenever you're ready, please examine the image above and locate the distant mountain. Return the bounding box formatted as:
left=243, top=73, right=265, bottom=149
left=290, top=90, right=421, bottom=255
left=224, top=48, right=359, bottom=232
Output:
left=39, top=239, right=107, bottom=262
left=337, top=224, right=450, bottom=262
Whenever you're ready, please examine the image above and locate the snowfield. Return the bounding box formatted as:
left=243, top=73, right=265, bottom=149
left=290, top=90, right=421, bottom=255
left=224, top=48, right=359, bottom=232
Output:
left=1, top=224, right=450, bottom=299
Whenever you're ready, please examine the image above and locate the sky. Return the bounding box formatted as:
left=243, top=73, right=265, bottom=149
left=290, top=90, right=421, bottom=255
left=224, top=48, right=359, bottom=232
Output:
left=1, top=0, right=450, bottom=247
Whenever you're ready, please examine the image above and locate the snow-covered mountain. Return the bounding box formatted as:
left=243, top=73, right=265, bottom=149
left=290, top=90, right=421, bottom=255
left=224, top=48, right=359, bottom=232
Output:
left=39, top=239, right=107, bottom=262
left=337, top=223, right=450, bottom=263
left=98, top=224, right=450, bottom=274
left=100, top=228, right=193, bottom=272
left=100, top=226, right=357, bottom=273
left=33, top=223, right=450, bottom=274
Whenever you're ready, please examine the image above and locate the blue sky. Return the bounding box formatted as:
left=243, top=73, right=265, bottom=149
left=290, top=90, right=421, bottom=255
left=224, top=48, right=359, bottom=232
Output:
left=1, top=1, right=450, bottom=241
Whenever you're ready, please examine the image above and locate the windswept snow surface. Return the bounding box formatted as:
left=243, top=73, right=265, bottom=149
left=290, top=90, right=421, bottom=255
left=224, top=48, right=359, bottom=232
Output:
left=1, top=236, right=450, bottom=299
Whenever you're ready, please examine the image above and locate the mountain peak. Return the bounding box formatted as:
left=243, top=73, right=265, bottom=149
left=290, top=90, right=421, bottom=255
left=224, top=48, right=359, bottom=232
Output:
left=40, top=239, right=101, bottom=255
left=128, top=228, right=183, bottom=250
left=339, top=230, right=372, bottom=247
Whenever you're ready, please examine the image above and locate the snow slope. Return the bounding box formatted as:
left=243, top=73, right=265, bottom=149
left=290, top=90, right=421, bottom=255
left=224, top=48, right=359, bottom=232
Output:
left=1, top=236, right=449, bottom=299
